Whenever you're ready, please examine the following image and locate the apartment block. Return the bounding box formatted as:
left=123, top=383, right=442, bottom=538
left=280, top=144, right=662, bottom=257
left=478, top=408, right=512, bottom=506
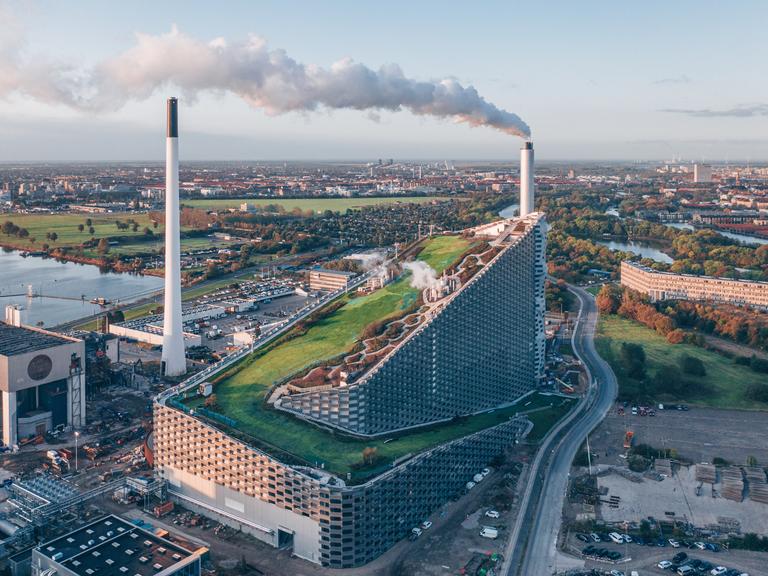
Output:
left=621, top=261, right=768, bottom=309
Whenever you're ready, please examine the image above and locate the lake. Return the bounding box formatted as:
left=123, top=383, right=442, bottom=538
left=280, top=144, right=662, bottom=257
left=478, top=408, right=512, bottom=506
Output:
left=596, top=239, right=674, bottom=264
left=664, top=222, right=768, bottom=246
left=0, top=251, right=163, bottom=327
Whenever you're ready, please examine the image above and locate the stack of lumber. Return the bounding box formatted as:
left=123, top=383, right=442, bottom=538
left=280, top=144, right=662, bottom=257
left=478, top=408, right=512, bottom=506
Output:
left=745, top=467, right=768, bottom=504
left=696, top=463, right=717, bottom=484
left=721, top=467, right=745, bottom=502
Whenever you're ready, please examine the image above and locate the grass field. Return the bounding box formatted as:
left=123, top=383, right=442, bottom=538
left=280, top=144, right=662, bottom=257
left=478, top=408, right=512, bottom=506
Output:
left=595, top=315, right=768, bottom=410
left=184, top=196, right=451, bottom=213
left=1, top=213, right=162, bottom=249
left=188, top=234, right=549, bottom=480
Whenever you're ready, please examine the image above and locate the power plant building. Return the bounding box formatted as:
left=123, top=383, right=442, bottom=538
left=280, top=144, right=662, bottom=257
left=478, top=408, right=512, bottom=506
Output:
left=279, top=214, right=547, bottom=435
left=0, top=307, right=85, bottom=447
left=153, top=212, right=547, bottom=568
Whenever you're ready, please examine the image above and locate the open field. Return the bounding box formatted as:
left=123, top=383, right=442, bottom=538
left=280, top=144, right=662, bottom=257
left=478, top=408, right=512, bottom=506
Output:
left=595, top=315, right=768, bottom=410
left=0, top=212, right=162, bottom=248
left=184, top=196, right=451, bottom=213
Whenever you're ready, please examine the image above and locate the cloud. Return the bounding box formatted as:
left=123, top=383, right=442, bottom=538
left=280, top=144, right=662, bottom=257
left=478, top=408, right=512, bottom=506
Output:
left=0, top=24, right=530, bottom=138
left=660, top=104, right=768, bottom=117
left=653, top=75, right=691, bottom=85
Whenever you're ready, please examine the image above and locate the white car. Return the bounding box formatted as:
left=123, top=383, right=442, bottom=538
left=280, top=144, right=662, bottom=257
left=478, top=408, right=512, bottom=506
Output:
left=668, top=538, right=680, bottom=548
left=622, top=534, right=632, bottom=543
left=421, top=520, right=432, bottom=530
left=694, top=541, right=707, bottom=549
left=710, top=569, right=727, bottom=576
left=657, top=561, right=673, bottom=569
left=485, top=509, right=500, bottom=519
left=481, top=467, right=491, bottom=477
left=466, top=481, right=476, bottom=490
left=411, top=527, right=422, bottom=537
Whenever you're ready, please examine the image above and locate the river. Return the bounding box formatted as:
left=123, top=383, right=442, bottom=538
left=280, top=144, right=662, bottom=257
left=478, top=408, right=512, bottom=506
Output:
left=0, top=251, right=163, bottom=327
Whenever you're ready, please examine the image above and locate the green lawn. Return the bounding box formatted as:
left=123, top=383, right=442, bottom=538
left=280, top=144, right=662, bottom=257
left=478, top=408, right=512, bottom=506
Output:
left=184, top=196, right=451, bottom=213
left=0, top=213, right=162, bottom=248
left=183, top=234, right=569, bottom=481
left=181, top=390, right=573, bottom=483
left=595, top=315, right=768, bottom=410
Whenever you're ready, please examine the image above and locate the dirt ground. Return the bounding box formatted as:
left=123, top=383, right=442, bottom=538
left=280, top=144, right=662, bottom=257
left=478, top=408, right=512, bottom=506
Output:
left=589, top=404, right=768, bottom=467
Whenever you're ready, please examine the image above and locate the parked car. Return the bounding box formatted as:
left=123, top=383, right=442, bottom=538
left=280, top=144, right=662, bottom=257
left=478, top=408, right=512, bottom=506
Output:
left=411, top=527, right=422, bottom=537
left=590, top=533, right=601, bottom=542
left=485, top=509, right=500, bottom=519
left=673, top=552, right=688, bottom=564
left=657, top=561, right=673, bottom=569
left=421, top=520, right=432, bottom=530
left=576, top=533, right=590, bottom=542
left=710, top=568, right=727, bottom=576
left=669, top=538, right=681, bottom=548
left=694, top=541, right=707, bottom=549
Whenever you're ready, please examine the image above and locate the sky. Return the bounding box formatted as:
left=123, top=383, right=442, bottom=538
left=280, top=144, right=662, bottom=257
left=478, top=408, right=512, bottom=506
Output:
left=0, top=0, right=767, bottom=162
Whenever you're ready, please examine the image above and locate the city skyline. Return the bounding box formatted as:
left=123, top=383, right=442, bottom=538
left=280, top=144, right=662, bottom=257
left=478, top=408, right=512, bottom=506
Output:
left=1, top=0, right=767, bottom=161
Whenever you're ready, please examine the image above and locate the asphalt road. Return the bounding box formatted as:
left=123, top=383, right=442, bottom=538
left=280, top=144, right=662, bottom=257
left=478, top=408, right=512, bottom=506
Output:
left=504, top=284, right=618, bottom=575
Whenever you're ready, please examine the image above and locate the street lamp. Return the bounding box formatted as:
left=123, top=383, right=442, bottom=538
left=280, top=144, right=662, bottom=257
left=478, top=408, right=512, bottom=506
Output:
left=74, top=431, right=80, bottom=472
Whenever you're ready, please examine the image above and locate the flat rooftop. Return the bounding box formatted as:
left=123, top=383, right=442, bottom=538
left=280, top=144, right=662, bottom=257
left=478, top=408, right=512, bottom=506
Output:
left=37, top=515, right=200, bottom=576
left=0, top=322, right=73, bottom=356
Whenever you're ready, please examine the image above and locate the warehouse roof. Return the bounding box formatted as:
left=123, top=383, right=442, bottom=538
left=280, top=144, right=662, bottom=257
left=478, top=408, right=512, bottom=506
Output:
left=0, top=323, right=73, bottom=356
left=36, top=515, right=204, bottom=576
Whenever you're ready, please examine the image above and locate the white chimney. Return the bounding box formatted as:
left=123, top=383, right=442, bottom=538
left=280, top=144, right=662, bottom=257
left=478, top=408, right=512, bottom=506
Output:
left=519, top=141, right=534, bottom=216
left=161, top=97, right=186, bottom=377
left=5, top=305, right=22, bottom=327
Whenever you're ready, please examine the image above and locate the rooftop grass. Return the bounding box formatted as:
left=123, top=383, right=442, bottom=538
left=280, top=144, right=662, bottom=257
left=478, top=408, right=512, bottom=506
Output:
left=177, top=234, right=580, bottom=481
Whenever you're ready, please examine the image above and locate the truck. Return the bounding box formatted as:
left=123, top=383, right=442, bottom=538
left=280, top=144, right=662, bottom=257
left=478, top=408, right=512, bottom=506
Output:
left=480, top=527, right=498, bottom=539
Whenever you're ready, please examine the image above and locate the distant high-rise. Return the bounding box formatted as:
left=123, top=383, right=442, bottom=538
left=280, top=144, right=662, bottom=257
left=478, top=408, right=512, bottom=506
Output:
left=520, top=141, right=535, bottom=216
left=694, top=163, right=712, bottom=183
left=161, top=97, right=186, bottom=377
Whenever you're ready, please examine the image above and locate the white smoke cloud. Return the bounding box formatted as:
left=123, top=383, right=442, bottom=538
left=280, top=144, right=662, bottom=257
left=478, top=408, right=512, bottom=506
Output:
left=0, top=23, right=530, bottom=138
left=356, top=251, right=387, bottom=271
left=404, top=261, right=439, bottom=291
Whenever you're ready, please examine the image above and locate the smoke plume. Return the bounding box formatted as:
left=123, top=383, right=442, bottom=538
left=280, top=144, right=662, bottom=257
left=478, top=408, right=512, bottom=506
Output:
left=404, top=261, right=439, bottom=291
left=0, top=24, right=530, bottom=138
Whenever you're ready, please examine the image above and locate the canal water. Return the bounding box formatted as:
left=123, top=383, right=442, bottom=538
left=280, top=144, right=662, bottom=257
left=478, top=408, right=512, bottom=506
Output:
left=0, top=250, right=163, bottom=327
left=596, top=239, right=674, bottom=264
left=664, top=223, right=768, bottom=246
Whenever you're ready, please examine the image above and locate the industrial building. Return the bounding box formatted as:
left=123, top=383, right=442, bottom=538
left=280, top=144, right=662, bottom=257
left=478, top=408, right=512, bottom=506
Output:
left=621, top=260, right=768, bottom=309
left=31, top=515, right=207, bottom=576
left=152, top=145, right=547, bottom=568
left=0, top=307, right=85, bottom=447
left=279, top=213, right=547, bottom=435
left=307, top=268, right=356, bottom=292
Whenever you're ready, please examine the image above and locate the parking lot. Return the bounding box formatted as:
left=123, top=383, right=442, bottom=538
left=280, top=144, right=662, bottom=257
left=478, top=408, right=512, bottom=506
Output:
left=565, top=533, right=768, bottom=575
left=590, top=405, right=768, bottom=467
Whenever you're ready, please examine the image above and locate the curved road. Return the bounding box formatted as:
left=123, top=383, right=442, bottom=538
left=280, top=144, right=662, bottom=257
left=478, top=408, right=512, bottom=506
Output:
left=504, top=284, right=618, bottom=575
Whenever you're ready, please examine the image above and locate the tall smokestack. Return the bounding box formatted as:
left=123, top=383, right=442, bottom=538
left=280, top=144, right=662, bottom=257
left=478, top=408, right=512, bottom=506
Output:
left=161, top=97, right=186, bottom=377
left=519, top=141, right=534, bottom=217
